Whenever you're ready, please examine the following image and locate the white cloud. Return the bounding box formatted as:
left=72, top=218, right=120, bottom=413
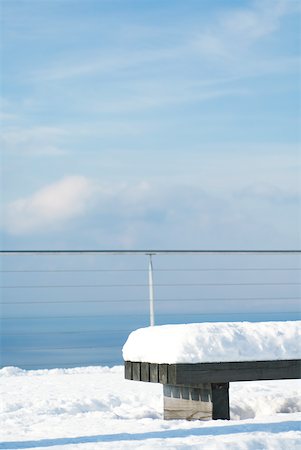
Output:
left=5, top=176, right=95, bottom=234
left=2, top=168, right=300, bottom=249
left=2, top=178, right=155, bottom=236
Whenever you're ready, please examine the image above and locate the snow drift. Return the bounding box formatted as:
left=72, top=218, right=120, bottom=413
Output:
left=1, top=366, right=301, bottom=450
left=122, top=321, right=301, bottom=364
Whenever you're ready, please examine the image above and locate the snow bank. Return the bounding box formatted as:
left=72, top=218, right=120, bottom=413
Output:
left=1, top=365, right=300, bottom=450
left=122, top=321, right=301, bottom=364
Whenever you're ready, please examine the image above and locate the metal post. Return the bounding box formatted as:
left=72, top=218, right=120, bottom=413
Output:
left=148, top=253, right=155, bottom=326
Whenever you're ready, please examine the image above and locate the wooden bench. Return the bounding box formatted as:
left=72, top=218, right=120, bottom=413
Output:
left=125, top=359, right=301, bottom=420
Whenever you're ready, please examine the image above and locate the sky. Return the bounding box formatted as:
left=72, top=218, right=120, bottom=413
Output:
left=1, top=0, right=300, bottom=250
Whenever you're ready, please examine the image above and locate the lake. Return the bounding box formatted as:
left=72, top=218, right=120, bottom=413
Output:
left=1, top=312, right=299, bottom=369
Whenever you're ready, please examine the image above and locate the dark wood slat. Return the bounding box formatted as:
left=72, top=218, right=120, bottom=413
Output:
left=167, top=364, right=177, bottom=385
left=159, top=364, right=168, bottom=384
left=124, top=361, right=132, bottom=380
left=132, top=362, right=141, bottom=381
left=125, top=359, right=301, bottom=384
left=174, top=359, right=301, bottom=385
left=141, top=362, right=150, bottom=382
left=150, top=363, right=159, bottom=382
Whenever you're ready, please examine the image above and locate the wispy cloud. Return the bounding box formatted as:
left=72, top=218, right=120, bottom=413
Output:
left=76, top=85, right=249, bottom=114
left=0, top=112, right=17, bottom=121
left=31, top=47, right=180, bottom=82
left=8, top=0, right=295, bottom=129
left=28, top=0, right=299, bottom=86
left=193, top=0, right=299, bottom=62
left=1, top=125, right=68, bottom=156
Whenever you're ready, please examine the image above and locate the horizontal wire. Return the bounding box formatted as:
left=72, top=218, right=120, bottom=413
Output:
left=2, top=310, right=300, bottom=321
left=1, top=330, right=128, bottom=336
left=1, top=268, right=300, bottom=273
left=2, top=282, right=301, bottom=288
left=2, top=313, right=300, bottom=335
left=1, top=345, right=121, bottom=351
left=1, top=269, right=146, bottom=273
left=1, top=250, right=301, bottom=254
left=1, top=297, right=300, bottom=305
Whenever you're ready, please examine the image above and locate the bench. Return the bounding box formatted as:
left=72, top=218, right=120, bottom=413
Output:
left=123, top=321, right=301, bottom=420
left=124, top=359, right=301, bottom=420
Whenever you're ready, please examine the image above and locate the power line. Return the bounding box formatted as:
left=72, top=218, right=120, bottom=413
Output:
left=1, top=301, right=300, bottom=319
left=1, top=297, right=300, bottom=306
left=1, top=268, right=300, bottom=273
left=1, top=282, right=301, bottom=289
left=4, top=317, right=301, bottom=336
left=2, top=345, right=121, bottom=351
left=1, top=250, right=301, bottom=255
left=1, top=269, right=147, bottom=273
left=1, top=330, right=129, bottom=336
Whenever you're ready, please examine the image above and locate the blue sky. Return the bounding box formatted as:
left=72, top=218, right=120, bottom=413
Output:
left=1, top=0, right=300, bottom=250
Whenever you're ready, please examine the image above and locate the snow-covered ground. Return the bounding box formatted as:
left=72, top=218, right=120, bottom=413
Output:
left=1, top=365, right=300, bottom=450
left=123, top=321, right=301, bottom=363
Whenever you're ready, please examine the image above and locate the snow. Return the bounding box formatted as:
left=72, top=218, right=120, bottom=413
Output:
left=122, top=321, right=301, bottom=364
left=1, top=365, right=300, bottom=449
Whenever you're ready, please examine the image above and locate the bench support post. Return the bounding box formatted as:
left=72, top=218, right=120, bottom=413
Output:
left=211, top=383, right=230, bottom=420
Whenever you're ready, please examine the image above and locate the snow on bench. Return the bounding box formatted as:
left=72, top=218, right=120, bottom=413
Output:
left=123, top=321, right=301, bottom=420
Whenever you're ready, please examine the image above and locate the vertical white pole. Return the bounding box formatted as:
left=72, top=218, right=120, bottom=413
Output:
left=148, top=254, right=155, bottom=326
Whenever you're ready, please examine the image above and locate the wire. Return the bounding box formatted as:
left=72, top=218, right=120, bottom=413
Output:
left=2, top=345, right=121, bottom=350
left=1, top=249, right=301, bottom=254
left=1, top=268, right=300, bottom=273
left=1, top=330, right=128, bottom=336
left=2, top=312, right=300, bottom=335
left=1, top=297, right=300, bottom=305
left=2, top=282, right=301, bottom=288
left=1, top=269, right=147, bottom=273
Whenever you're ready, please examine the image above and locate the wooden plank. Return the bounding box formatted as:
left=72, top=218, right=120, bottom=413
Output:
left=150, top=363, right=159, bottom=383
left=159, top=364, right=168, bottom=384
left=211, top=383, right=230, bottom=420
left=141, top=362, right=150, bottom=382
left=174, top=359, right=301, bottom=385
left=124, top=361, right=132, bottom=380
left=125, top=359, right=301, bottom=384
left=132, top=362, right=141, bottom=381
left=167, top=364, right=177, bottom=385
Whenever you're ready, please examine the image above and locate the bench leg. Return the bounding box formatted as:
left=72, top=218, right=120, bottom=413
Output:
left=211, top=383, right=230, bottom=420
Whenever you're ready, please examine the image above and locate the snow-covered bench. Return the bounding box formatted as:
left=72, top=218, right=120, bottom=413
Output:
left=123, top=322, right=301, bottom=420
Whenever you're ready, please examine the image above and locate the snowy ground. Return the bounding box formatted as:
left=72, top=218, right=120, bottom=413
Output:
left=0, top=366, right=300, bottom=450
